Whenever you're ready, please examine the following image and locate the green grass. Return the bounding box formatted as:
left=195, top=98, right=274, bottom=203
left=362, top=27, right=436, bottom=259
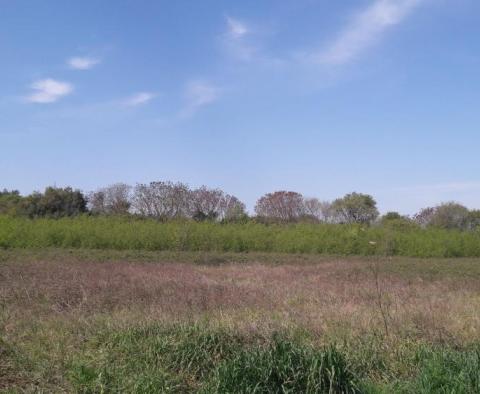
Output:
left=66, top=324, right=360, bottom=393
left=2, top=215, right=480, bottom=257
left=12, top=322, right=476, bottom=394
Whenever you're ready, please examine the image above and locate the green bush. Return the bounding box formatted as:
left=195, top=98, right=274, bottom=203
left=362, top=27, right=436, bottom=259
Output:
left=2, top=215, right=480, bottom=257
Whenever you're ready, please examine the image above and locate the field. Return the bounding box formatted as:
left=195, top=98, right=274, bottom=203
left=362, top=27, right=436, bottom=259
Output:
left=2, top=248, right=480, bottom=393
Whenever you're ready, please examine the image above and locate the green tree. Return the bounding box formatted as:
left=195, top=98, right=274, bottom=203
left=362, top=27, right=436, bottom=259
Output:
left=429, top=202, right=470, bottom=230
left=0, top=189, right=23, bottom=215
left=20, top=187, right=87, bottom=218
left=466, top=209, right=480, bottom=231
left=331, top=192, right=379, bottom=224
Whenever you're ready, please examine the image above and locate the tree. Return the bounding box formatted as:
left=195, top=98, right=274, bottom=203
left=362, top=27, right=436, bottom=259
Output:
left=331, top=192, right=379, bottom=224
left=467, top=210, right=480, bottom=231
left=381, top=212, right=403, bottom=221
left=414, top=202, right=470, bottom=230
left=190, top=186, right=224, bottom=221
left=19, top=187, right=87, bottom=218
left=255, top=191, right=305, bottom=222
left=429, top=202, right=470, bottom=230
left=219, top=194, right=247, bottom=222
left=132, top=181, right=191, bottom=220
left=303, top=198, right=334, bottom=222
left=89, top=183, right=131, bottom=215
left=413, top=207, right=436, bottom=227
left=0, top=189, right=23, bottom=215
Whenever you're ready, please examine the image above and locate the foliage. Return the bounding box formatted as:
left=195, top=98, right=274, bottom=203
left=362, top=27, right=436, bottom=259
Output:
left=414, top=202, right=473, bottom=231
left=19, top=187, right=87, bottom=218
left=381, top=212, right=403, bottom=222
left=2, top=215, right=480, bottom=257
left=0, top=189, right=23, bottom=215
left=331, top=192, right=379, bottom=224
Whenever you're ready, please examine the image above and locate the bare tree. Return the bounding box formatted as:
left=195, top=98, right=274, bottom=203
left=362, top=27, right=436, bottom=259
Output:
left=413, top=207, right=436, bottom=228
left=132, top=181, right=191, bottom=220
left=255, top=191, right=305, bottom=222
left=219, top=194, right=247, bottom=221
left=303, top=198, right=334, bottom=222
left=191, top=186, right=225, bottom=221
left=89, top=183, right=131, bottom=215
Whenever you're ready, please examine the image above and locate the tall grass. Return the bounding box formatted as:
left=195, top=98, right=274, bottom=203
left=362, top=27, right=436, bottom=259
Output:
left=69, top=324, right=360, bottom=393
left=2, top=215, right=480, bottom=257
left=67, top=323, right=480, bottom=393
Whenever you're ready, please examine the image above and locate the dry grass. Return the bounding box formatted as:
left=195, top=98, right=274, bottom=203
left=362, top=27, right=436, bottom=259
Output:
left=2, top=254, right=480, bottom=342
left=2, top=251, right=480, bottom=391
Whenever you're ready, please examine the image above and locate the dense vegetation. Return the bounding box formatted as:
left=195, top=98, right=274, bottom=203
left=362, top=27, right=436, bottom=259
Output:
left=2, top=184, right=480, bottom=231
left=2, top=215, right=480, bottom=257
left=67, top=323, right=480, bottom=393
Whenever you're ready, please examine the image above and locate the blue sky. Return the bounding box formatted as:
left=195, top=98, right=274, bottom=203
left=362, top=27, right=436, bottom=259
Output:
left=2, top=0, right=480, bottom=214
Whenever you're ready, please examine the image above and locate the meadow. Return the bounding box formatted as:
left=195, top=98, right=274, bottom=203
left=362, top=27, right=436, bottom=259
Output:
left=2, top=215, right=480, bottom=257
left=2, top=248, right=480, bottom=392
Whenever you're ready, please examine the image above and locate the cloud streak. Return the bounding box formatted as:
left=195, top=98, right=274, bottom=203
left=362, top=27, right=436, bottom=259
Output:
left=310, top=0, right=423, bottom=65
left=181, top=80, right=219, bottom=117
left=68, top=56, right=100, bottom=70
left=226, top=16, right=249, bottom=38
left=124, top=92, right=156, bottom=107
left=26, top=79, right=73, bottom=103
left=223, top=16, right=258, bottom=62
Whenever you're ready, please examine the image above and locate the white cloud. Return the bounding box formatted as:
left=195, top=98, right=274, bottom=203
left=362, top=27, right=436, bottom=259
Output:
left=226, top=16, right=249, bottom=39
left=68, top=56, right=100, bottom=70
left=124, top=92, right=156, bottom=107
left=182, top=81, right=219, bottom=116
left=223, top=16, right=257, bottom=62
left=311, top=0, right=423, bottom=65
left=26, top=79, right=73, bottom=103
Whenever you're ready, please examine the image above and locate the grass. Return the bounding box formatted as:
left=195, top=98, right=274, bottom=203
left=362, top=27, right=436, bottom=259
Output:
left=2, top=249, right=480, bottom=392
left=69, top=325, right=360, bottom=393
left=2, top=215, right=480, bottom=257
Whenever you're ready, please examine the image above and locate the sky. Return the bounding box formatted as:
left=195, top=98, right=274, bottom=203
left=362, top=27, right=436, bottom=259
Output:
left=1, top=0, right=480, bottom=215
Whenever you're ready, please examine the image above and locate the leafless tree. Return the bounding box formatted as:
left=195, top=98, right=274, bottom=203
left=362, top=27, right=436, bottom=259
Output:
left=413, top=207, right=436, bottom=228
left=132, top=181, right=191, bottom=220
left=255, top=191, right=305, bottom=222
left=219, top=194, right=247, bottom=221
left=191, top=186, right=225, bottom=221
left=89, top=183, right=132, bottom=215
left=303, top=198, right=335, bottom=222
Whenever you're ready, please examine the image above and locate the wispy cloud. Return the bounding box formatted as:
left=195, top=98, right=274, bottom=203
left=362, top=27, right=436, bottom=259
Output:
left=124, top=92, right=156, bottom=107
left=68, top=56, right=100, bottom=70
left=181, top=81, right=220, bottom=117
left=309, top=0, right=423, bottom=65
left=26, top=79, right=73, bottom=103
left=226, top=16, right=249, bottom=39
left=223, top=16, right=258, bottom=62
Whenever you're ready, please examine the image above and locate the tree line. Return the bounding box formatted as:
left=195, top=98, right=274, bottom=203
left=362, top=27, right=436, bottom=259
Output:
left=1, top=182, right=479, bottom=231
